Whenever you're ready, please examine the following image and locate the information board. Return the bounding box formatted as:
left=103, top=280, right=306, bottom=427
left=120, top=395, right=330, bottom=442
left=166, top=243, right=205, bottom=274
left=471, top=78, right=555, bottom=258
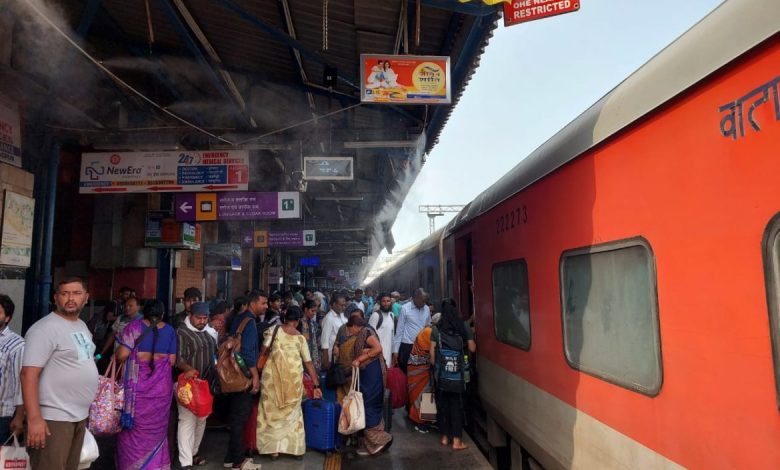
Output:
left=303, top=157, right=353, bottom=181
left=79, top=150, right=249, bottom=193
left=204, top=243, right=242, bottom=271
left=175, top=192, right=300, bottom=221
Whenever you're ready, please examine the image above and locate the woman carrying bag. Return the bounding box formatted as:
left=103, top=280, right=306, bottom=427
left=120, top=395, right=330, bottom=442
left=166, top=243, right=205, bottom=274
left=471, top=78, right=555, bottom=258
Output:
left=334, top=313, right=392, bottom=456
left=429, top=299, right=476, bottom=451
left=255, top=306, right=322, bottom=459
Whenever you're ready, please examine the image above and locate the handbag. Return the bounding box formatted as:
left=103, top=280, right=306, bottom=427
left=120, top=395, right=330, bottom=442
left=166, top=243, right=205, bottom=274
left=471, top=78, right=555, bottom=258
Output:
left=338, top=366, right=365, bottom=435
left=256, top=325, right=280, bottom=371
left=88, top=355, right=124, bottom=436
left=326, top=362, right=348, bottom=389
left=78, top=429, right=99, bottom=470
left=420, top=392, right=437, bottom=422
left=0, top=435, right=29, bottom=470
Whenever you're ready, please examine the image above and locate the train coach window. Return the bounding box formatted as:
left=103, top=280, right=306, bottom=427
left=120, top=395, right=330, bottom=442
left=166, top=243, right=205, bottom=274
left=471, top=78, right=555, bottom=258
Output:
left=492, top=259, right=531, bottom=351
left=560, top=238, right=662, bottom=396
left=762, top=214, right=780, bottom=409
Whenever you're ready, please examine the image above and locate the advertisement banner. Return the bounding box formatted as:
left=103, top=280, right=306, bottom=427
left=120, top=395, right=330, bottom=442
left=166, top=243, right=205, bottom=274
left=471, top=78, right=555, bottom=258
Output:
left=0, top=191, right=34, bottom=267
left=0, top=98, right=22, bottom=168
left=79, top=150, right=249, bottom=194
left=503, top=0, right=580, bottom=27
left=360, top=54, right=451, bottom=105
left=175, top=192, right=300, bottom=221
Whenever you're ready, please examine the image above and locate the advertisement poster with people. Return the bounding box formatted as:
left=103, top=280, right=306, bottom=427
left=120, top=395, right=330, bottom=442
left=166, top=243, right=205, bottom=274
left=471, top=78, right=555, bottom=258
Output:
left=360, top=54, right=451, bottom=105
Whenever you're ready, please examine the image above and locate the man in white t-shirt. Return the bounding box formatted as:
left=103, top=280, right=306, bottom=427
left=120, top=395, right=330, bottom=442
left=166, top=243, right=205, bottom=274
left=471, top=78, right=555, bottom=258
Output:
left=320, top=292, right=348, bottom=370
left=368, top=293, right=395, bottom=367
left=21, top=278, right=99, bottom=470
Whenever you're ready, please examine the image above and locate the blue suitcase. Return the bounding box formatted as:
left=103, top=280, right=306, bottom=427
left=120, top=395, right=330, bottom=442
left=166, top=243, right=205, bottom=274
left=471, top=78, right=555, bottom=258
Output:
left=304, top=399, right=341, bottom=452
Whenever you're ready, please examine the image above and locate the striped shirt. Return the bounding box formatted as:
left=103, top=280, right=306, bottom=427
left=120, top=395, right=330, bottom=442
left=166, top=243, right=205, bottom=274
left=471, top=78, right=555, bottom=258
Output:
left=0, top=327, right=24, bottom=417
left=177, top=320, right=217, bottom=377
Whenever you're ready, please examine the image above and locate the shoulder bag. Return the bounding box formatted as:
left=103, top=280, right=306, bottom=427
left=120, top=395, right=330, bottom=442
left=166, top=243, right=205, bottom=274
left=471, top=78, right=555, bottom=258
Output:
left=338, top=366, right=365, bottom=435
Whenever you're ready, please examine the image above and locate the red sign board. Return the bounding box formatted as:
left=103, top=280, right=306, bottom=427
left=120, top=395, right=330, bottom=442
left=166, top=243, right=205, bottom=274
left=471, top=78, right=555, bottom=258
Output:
left=503, top=0, right=580, bottom=27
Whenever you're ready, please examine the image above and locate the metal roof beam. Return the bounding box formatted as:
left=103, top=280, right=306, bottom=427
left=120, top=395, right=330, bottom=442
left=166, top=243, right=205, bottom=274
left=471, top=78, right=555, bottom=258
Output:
left=216, top=0, right=359, bottom=89
left=278, top=0, right=316, bottom=115
left=157, top=0, right=255, bottom=128
left=95, top=4, right=207, bottom=127
left=421, top=0, right=499, bottom=16
left=169, top=0, right=257, bottom=128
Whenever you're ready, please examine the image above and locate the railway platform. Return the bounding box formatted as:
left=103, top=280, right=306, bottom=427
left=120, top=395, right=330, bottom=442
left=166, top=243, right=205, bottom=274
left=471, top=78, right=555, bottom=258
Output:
left=90, top=406, right=491, bottom=470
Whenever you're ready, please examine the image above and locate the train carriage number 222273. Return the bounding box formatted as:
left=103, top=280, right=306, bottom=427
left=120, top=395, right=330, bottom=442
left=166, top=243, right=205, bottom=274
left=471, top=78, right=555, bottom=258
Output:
left=496, top=205, right=528, bottom=235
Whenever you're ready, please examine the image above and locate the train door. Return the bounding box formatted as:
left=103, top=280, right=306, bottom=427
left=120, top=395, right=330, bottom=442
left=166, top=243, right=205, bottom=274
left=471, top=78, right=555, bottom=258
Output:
left=455, top=235, right=474, bottom=321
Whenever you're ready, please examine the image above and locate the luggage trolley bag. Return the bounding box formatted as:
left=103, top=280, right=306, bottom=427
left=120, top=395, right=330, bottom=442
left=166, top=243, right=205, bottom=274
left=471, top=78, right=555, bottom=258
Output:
left=304, top=399, right=341, bottom=452
left=386, top=367, right=407, bottom=409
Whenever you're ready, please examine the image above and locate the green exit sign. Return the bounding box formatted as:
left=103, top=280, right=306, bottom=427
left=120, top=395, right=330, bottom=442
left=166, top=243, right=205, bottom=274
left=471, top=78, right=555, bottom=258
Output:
left=282, top=199, right=295, bottom=211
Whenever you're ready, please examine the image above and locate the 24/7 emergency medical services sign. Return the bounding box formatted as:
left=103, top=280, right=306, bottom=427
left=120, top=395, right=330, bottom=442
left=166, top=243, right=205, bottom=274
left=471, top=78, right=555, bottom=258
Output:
left=503, top=0, right=580, bottom=27
left=79, top=150, right=249, bottom=194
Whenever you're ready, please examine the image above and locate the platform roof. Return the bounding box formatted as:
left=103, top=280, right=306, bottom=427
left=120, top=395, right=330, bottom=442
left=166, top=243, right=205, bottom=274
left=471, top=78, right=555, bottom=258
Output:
left=2, top=0, right=499, bottom=276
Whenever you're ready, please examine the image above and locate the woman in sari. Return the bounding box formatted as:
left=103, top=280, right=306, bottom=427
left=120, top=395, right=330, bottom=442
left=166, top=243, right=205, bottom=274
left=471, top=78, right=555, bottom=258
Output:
left=334, top=314, right=393, bottom=456
left=407, top=326, right=433, bottom=427
left=256, top=306, right=322, bottom=459
left=333, top=303, right=364, bottom=402
left=116, top=300, right=177, bottom=470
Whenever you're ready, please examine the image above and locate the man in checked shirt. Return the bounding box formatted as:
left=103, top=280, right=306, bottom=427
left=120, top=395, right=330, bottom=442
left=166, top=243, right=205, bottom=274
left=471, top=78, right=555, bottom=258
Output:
left=0, top=294, right=24, bottom=443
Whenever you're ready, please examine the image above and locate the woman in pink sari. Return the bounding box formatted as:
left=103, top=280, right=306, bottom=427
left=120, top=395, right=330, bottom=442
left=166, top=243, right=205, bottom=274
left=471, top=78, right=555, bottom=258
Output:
left=116, top=300, right=177, bottom=470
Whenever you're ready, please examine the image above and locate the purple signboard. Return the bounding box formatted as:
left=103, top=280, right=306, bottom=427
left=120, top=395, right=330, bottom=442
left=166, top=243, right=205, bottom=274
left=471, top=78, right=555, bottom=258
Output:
left=268, top=231, right=303, bottom=247
left=241, top=229, right=254, bottom=248
left=217, top=192, right=277, bottom=220
left=176, top=193, right=196, bottom=220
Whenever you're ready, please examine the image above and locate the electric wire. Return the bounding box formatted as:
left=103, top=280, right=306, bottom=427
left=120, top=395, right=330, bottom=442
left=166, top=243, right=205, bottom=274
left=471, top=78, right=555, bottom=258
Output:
left=19, top=0, right=235, bottom=145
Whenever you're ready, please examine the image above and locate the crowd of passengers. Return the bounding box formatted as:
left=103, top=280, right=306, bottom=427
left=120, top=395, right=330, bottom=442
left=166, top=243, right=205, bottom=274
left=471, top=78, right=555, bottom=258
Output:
left=0, top=278, right=476, bottom=470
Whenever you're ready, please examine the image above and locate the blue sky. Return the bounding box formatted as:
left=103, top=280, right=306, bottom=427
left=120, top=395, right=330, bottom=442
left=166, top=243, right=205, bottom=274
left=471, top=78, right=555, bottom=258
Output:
left=384, top=0, right=724, bottom=257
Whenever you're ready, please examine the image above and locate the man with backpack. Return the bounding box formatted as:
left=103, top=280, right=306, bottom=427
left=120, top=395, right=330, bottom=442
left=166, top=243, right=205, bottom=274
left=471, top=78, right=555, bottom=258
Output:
left=368, top=293, right=395, bottom=367
left=222, top=290, right=267, bottom=470
left=429, top=299, right=476, bottom=451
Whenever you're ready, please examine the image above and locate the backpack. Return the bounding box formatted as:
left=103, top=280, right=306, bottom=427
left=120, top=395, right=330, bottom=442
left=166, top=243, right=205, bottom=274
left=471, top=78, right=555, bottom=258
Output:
left=436, top=329, right=465, bottom=393
left=216, top=317, right=252, bottom=393
left=372, top=311, right=392, bottom=334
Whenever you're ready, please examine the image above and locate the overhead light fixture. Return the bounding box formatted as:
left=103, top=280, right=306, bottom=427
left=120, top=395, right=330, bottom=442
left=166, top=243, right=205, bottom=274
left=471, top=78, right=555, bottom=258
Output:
left=343, top=140, right=419, bottom=149
left=313, top=196, right=364, bottom=201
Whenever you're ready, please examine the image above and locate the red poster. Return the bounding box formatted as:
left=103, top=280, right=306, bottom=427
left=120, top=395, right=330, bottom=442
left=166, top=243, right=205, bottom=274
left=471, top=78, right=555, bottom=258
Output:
left=503, top=0, right=580, bottom=27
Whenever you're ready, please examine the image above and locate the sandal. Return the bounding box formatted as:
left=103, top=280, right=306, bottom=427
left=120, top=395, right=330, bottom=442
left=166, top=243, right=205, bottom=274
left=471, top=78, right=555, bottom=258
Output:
left=193, top=456, right=208, bottom=466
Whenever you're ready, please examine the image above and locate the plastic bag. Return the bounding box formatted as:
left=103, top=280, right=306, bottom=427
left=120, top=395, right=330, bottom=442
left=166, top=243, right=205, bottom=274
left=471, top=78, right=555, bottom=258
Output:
left=176, top=373, right=213, bottom=418
left=0, top=435, right=30, bottom=470
left=78, top=429, right=99, bottom=469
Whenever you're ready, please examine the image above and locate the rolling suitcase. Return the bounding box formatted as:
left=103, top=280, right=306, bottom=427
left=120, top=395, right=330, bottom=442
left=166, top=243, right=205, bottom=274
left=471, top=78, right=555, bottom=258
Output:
left=304, top=399, right=341, bottom=452
left=383, top=388, right=393, bottom=432
left=386, top=367, right=407, bottom=409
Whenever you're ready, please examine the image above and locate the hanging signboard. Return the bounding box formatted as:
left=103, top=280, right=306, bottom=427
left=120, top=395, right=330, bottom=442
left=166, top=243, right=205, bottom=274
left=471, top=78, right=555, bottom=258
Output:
left=503, top=0, right=580, bottom=27
left=144, top=211, right=200, bottom=249
left=175, top=191, right=300, bottom=221
left=253, top=230, right=316, bottom=248
left=303, top=157, right=353, bottom=181
left=360, top=54, right=451, bottom=105
left=0, top=98, right=22, bottom=168
left=0, top=191, right=35, bottom=267
left=204, top=243, right=242, bottom=271
left=79, top=150, right=249, bottom=194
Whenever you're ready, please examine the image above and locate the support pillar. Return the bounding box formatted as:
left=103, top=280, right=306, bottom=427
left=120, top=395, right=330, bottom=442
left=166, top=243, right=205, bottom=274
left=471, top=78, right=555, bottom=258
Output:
left=37, top=143, right=59, bottom=319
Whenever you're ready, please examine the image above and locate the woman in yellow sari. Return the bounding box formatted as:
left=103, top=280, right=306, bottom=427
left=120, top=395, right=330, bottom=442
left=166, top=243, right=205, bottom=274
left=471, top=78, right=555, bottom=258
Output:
left=256, top=306, right=322, bottom=459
